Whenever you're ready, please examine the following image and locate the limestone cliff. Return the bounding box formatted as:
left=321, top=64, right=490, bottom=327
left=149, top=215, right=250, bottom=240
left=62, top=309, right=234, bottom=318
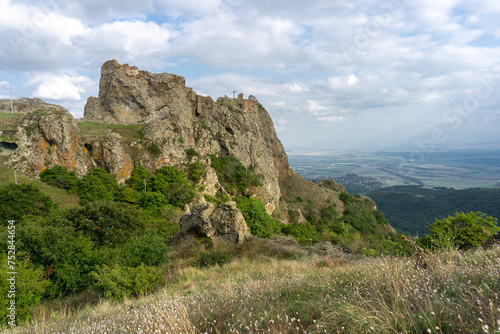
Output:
left=83, top=60, right=296, bottom=217
left=1, top=60, right=350, bottom=222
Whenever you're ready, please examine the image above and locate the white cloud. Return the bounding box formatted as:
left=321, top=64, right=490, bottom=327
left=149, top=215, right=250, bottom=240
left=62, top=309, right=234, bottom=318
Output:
left=29, top=73, right=94, bottom=101
left=0, top=0, right=499, bottom=149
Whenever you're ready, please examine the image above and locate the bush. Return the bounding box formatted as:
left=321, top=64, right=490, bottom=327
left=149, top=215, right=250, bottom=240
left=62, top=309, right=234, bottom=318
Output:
left=16, top=222, right=97, bottom=296
left=193, top=250, right=233, bottom=268
left=62, top=201, right=146, bottom=246
left=281, top=222, right=320, bottom=245
left=151, top=166, right=195, bottom=208
left=186, top=162, right=207, bottom=183
left=208, top=154, right=262, bottom=195
left=126, top=165, right=152, bottom=192
left=139, top=192, right=167, bottom=211
left=0, top=183, right=55, bottom=224
left=186, top=148, right=199, bottom=159
left=236, top=197, right=281, bottom=238
left=39, top=165, right=78, bottom=190
left=72, top=167, right=119, bottom=205
left=122, top=230, right=171, bottom=267
left=147, top=142, right=162, bottom=155
left=425, top=211, right=499, bottom=250
left=91, top=264, right=165, bottom=301
left=0, top=254, right=50, bottom=325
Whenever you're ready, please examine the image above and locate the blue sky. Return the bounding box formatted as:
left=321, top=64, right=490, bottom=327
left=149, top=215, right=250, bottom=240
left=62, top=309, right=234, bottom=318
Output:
left=0, top=0, right=499, bottom=151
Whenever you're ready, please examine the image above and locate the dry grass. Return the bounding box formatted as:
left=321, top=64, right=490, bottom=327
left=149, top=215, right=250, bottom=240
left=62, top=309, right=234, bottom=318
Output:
left=4, top=246, right=500, bottom=334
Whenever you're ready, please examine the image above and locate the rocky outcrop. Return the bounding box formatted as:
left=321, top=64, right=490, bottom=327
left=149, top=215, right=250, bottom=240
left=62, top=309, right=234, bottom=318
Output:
left=0, top=97, right=67, bottom=114
left=84, top=60, right=294, bottom=216
left=172, top=202, right=250, bottom=245
left=319, top=179, right=347, bottom=193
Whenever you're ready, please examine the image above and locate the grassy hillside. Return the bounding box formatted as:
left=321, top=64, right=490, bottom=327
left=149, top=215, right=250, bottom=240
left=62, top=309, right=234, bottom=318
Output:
left=7, top=244, right=500, bottom=334
left=0, top=164, right=80, bottom=208
left=368, top=186, right=500, bottom=236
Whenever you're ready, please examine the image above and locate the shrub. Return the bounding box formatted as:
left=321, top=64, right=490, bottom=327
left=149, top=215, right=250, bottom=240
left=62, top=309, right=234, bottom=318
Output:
left=91, top=264, right=165, bottom=301
left=151, top=166, right=195, bottom=208
left=0, top=254, right=50, bottom=325
left=122, top=230, right=171, bottom=267
left=0, top=183, right=55, bottom=224
left=208, top=154, right=262, bottom=196
left=126, top=165, right=152, bottom=192
left=147, top=142, right=162, bottom=155
left=193, top=250, right=233, bottom=268
left=39, top=165, right=78, bottom=190
left=425, top=211, right=499, bottom=250
left=16, top=223, right=97, bottom=296
left=62, top=201, right=146, bottom=246
left=281, top=222, right=320, bottom=245
left=72, top=167, right=119, bottom=205
left=339, top=193, right=354, bottom=203
left=139, top=192, right=167, bottom=211
left=186, top=148, right=199, bottom=159
left=186, top=162, right=207, bottom=183
left=236, top=197, right=281, bottom=238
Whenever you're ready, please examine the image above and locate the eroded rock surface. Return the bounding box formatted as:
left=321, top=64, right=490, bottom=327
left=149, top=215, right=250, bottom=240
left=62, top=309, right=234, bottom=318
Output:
left=173, top=202, right=250, bottom=245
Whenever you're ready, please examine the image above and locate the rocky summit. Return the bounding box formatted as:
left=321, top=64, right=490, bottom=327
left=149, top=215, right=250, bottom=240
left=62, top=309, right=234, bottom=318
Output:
left=1, top=60, right=365, bottom=222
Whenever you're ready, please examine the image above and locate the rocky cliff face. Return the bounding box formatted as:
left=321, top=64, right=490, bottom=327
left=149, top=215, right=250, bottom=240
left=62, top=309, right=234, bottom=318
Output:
left=83, top=60, right=294, bottom=217
left=2, top=60, right=348, bottom=222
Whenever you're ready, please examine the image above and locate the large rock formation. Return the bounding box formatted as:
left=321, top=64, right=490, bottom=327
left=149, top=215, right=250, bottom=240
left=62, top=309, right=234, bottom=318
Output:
left=83, top=60, right=295, bottom=216
left=2, top=60, right=349, bottom=222
left=173, top=202, right=250, bottom=245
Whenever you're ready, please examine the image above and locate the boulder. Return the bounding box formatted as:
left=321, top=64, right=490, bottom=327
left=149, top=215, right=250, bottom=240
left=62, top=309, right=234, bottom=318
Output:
left=174, top=202, right=250, bottom=245
left=482, top=232, right=500, bottom=249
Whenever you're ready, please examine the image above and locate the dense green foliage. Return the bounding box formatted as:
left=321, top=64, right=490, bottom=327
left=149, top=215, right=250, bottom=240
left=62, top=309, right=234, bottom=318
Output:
left=39, top=165, right=78, bottom=190
left=72, top=167, right=119, bottom=204
left=122, top=229, right=171, bottom=267
left=208, top=153, right=261, bottom=196
left=63, top=201, right=146, bottom=246
left=0, top=254, right=49, bottom=324
left=0, top=183, right=55, bottom=223
left=90, top=264, right=165, bottom=301
left=420, top=211, right=499, bottom=250
left=236, top=197, right=281, bottom=238
left=368, top=186, right=500, bottom=235
left=151, top=166, right=195, bottom=208
left=126, top=165, right=152, bottom=192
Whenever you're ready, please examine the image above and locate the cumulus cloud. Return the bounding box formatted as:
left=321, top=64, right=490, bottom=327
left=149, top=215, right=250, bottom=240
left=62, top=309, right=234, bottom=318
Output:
left=28, top=73, right=94, bottom=101
left=1, top=0, right=500, bottom=149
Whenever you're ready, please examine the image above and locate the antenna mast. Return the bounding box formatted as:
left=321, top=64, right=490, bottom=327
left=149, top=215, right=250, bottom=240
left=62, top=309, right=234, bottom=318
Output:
left=10, top=83, right=13, bottom=115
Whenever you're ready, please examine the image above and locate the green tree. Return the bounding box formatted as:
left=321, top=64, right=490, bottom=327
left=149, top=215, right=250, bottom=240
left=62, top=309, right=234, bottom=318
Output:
left=39, top=165, right=78, bottom=190
left=62, top=201, right=146, bottom=246
left=122, top=229, right=171, bottom=267
left=17, top=223, right=97, bottom=296
left=0, top=183, right=55, bottom=224
left=426, top=211, right=499, bottom=250
left=150, top=166, right=194, bottom=208
left=126, top=165, right=152, bottom=192
left=72, top=167, right=119, bottom=204
left=0, top=254, right=49, bottom=325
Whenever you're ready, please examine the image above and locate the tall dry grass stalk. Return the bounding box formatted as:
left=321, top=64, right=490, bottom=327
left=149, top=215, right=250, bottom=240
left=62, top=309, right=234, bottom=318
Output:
left=4, top=246, right=500, bottom=333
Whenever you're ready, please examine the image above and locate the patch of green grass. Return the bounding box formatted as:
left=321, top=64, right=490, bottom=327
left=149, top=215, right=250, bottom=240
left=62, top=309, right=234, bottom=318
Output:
left=77, top=121, right=145, bottom=140
left=0, top=166, right=80, bottom=207
left=0, top=113, right=24, bottom=133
